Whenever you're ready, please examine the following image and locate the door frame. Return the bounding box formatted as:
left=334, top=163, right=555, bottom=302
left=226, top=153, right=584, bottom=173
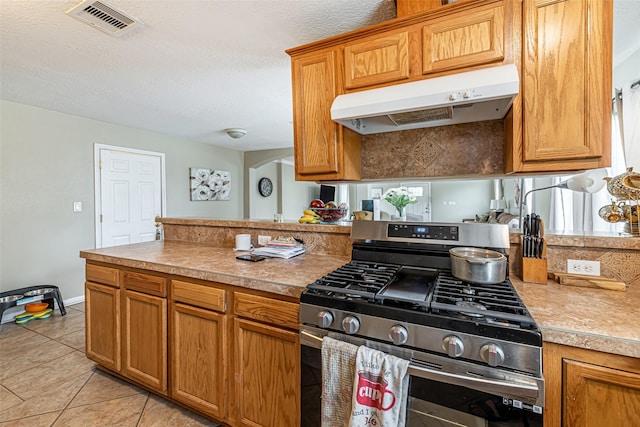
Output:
left=94, top=144, right=167, bottom=248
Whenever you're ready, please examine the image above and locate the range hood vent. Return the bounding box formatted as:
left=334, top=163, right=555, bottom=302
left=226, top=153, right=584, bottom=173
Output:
left=66, top=0, right=142, bottom=37
left=331, top=64, right=519, bottom=135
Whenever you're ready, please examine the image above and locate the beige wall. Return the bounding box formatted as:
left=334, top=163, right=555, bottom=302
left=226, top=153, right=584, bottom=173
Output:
left=0, top=100, right=243, bottom=305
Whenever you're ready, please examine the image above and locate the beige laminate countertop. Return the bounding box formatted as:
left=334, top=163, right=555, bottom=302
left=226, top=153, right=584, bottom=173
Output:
left=513, top=278, right=640, bottom=358
left=81, top=240, right=640, bottom=358
left=80, top=240, right=349, bottom=299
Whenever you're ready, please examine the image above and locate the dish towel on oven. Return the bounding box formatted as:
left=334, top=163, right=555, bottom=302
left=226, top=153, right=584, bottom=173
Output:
left=349, top=346, right=410, bottom=427
left=321, top=336, right=359, bottom=427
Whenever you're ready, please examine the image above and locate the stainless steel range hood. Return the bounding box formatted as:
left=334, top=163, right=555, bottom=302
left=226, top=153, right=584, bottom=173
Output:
left=331, top=63, right=519, bottom=135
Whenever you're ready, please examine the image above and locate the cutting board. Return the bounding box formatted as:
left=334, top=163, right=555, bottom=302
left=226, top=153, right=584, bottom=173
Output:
left=549, top=272, right=627, bottom=291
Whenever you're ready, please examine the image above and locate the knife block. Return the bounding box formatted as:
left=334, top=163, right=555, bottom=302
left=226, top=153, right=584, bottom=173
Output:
left=520, top=237, right=547, bottom=284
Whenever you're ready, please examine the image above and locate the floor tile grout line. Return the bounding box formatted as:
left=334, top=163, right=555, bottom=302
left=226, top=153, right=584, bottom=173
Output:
left=0, top=409, right=63, bottom=425
left=135, top=392, right=151, bottom=426
left=50, top=367, right=98, bottom=426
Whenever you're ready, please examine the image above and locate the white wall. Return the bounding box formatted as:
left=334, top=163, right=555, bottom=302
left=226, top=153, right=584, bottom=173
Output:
left=0, top=100, right=244, bottom=305
left=281, top=163, right=318, bottom=219
left=250, top=160, right=318, bottom=220
left=250, top=162, right=279, bottom=219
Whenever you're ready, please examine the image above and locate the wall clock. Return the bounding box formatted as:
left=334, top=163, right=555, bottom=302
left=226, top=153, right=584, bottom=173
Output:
left=258, top=177, right=273, bottom=197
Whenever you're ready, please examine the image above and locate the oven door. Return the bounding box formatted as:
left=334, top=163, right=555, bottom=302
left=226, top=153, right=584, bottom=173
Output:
left=301, top=326, right=543, bottom=427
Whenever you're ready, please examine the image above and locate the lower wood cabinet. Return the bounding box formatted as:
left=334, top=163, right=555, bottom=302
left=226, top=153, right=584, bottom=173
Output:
left=85, top=262, right=301, bottom=427
left=543, top=342, right=640, bottom=427
left=233, top=318, right=300, bottom=427
left=85, top=281, right=120, bottom=371
left=170, top=302, right=227, bottom=420
left=122, top=289, right=167, bottom=394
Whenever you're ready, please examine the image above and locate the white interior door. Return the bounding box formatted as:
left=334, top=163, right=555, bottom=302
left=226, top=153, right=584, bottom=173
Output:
left=96, top=146, right=165, bottom=248
left=403, top=182, right=432, bottom=222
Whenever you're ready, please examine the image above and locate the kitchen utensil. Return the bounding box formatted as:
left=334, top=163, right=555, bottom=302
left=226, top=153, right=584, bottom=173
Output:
left=598, top=201, right=625, bottom=223
left=234, top=234, right=252, bottom=251
left=604, top=167, right=636, bottom=199
left=549, top=272, right=626, bottom=291
left=449, top=247, right=507, bottom=284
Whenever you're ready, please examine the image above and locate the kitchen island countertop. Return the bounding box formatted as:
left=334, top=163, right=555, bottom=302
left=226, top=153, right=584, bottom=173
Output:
left=81, top=240, right=640, bottom=358
left=80, top=240, right=349, bottom=299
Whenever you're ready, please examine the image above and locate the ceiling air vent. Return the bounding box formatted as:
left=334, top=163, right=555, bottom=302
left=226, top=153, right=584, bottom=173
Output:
left=66, top=0, right=141, bottom=37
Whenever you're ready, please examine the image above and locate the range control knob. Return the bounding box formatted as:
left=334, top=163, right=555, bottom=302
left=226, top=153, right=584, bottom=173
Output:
left=463, top=90, right=473, bottom=99
left=317, top=311, right=334, bottom=328
left=480, top=343, right=505, bottom=367
left=342, top=315, right=360, bottom=335
left=449, top=92, right=459, bottom=101
left=442, top=335, right=465, bottom=358
left=389, top=325, right=409, bottom=345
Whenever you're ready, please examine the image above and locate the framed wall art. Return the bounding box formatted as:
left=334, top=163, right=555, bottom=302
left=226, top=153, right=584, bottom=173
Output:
left=190, top=168, right=231, bottom=201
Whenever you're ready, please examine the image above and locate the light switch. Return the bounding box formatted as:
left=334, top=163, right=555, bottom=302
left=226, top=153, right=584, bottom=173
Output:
left=73, top=202, right=82, bottom=212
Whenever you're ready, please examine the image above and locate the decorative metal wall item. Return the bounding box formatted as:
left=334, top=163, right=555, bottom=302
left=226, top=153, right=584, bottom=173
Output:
left=190, top=168, right=231, bottom=201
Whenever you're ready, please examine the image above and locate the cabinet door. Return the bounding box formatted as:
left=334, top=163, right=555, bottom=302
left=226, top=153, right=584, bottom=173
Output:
left=521, top=0, right=611, bottom=164
left=171, top=303, right=226, bottom=420
left=564, top=359, right=640, bottom=426
left=291, top=50, right=361, bottom=181
left=344, top=31, right=410, bottom=89
left=85, top=281, right=120, bottom=371
left=234, top=318, right=300, bottom=427
left=122, top=289, right=167, bottom=393
left=422, top=3, right=504, bottom=74
left=292, top=49, right=340, bottom=177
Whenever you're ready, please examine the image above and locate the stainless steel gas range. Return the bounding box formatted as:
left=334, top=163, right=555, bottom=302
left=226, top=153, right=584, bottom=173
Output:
left=300, top=221, right=543, bottom=427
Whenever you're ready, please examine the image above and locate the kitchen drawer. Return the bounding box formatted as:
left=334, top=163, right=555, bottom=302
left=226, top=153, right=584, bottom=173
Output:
left=171, top=279, right=226, bottom=313
left=122, top=271, right=167, bottom=297
left=86, top=263, right=119, bottom=287
left=233, top=292, right=299, bottom=330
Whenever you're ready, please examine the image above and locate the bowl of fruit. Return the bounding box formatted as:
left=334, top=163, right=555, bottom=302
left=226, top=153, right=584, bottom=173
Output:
left=308, top=200, right=348, bottom=223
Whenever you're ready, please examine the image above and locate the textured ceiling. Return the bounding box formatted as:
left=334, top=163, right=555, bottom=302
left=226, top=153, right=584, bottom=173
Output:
left=0, top=0, right=638, bottom=152
left=0, top=0, right=396, bottom=151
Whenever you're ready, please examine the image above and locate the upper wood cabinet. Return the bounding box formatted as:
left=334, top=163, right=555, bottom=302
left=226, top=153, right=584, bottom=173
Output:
left=506, top=0, right=612, bottom=173
left=344, top=30, right=410, bottom=89
left=422, top=3, right=505, bottom=74
left=290, top=48, right=361, bottom=181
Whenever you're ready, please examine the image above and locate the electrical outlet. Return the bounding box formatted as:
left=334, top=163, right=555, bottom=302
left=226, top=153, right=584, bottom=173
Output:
left=567, top=259, right=601, bottom=276
left=258, top=235, right=271, bottom=246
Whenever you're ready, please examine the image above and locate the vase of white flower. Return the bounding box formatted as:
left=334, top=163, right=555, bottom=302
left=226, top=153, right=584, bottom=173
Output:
left=382, top=186, right=417, bottom=221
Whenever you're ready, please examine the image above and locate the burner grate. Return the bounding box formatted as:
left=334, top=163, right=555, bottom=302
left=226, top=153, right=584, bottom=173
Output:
left=306, top=261, right=400, bottom=299
left=431, top=272, right=535, bottom=328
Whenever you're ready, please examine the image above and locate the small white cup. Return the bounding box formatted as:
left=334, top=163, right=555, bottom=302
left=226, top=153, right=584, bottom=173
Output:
left=235, top=234, right=252, bottom=251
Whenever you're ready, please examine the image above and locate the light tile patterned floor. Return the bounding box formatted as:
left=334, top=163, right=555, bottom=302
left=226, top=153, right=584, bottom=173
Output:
left=0, top=303, right=220, bottom=426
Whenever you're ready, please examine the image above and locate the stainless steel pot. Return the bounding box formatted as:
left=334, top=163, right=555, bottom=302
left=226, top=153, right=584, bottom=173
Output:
left=449, top=247, right=507, bottom=284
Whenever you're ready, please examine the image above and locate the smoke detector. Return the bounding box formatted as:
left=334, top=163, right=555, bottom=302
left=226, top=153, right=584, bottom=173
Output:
left=66, top=0, right=142, bottom=37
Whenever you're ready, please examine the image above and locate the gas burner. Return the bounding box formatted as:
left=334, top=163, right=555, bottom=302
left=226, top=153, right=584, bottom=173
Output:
left=455, top=300, right=487, bottom=318
left=462, top=286, right=476, bottom=296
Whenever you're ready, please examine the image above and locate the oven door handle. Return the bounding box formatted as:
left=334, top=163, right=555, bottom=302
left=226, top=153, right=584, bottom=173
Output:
left=407, top=363, right=540, bottom=401
left=300, top=330, right=541, bottom=402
